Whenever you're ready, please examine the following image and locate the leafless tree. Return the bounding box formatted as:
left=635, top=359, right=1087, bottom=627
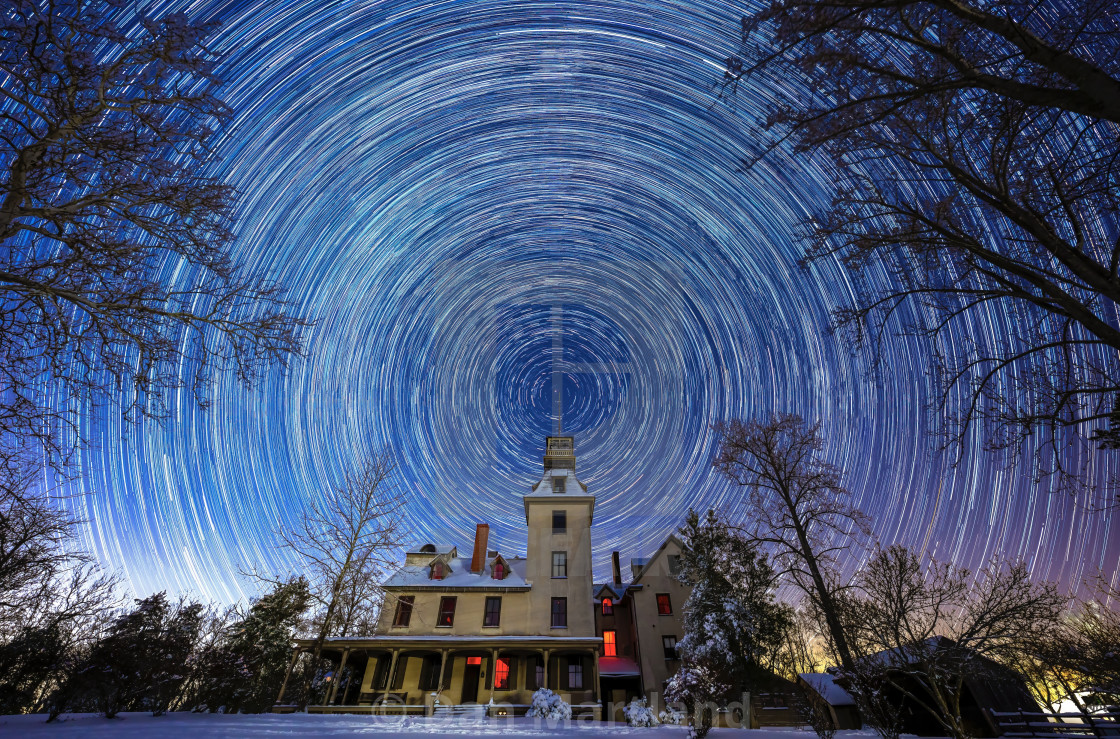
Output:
left=1020, top=579, right=1120, bottom=729
left=263, top=451, right=406, bottom=708
left=0, top=0, right=309, bottom=473
left=728, top=0, right=1120, bottom=501
left=714, top=414, right=869, bottom=671
left=845, top=545, right=1066, bottom=739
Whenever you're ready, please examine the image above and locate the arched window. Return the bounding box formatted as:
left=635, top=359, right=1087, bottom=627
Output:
left=432, top=562, right=444, bottom=580
left=493, top=562, right=505, bottom=580
left=602, top=597, right=613, bottom=615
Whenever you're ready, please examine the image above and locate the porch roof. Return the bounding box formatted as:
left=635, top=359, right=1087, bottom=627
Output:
left=297, top=635, right=603, bottom=650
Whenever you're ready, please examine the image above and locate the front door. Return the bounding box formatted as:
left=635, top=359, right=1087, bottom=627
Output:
left=461, top=661, right=480, bottom=703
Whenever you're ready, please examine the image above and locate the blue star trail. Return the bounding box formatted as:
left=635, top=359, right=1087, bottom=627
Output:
left=62, top=0, right=1119, bottom=605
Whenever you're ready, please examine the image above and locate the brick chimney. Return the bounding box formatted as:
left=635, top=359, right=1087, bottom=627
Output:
left=612, top=551, right=622, bottom=585
left=470, top=523, right=490, bottom=574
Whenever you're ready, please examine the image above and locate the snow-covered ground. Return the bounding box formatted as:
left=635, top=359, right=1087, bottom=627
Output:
left=0, top=712, right=895, bottom=738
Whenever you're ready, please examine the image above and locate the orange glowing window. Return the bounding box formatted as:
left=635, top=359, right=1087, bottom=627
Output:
left=467, top=656, right=482, bottom=666
left=495, top=658, right=510, bottom=689
left=602, top=597, right=613, bottom=615
left=603, top=630, right=617, bottom=657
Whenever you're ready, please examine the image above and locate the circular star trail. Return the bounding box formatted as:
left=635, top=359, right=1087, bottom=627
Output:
left=66, top=0, right=1119, bottom=605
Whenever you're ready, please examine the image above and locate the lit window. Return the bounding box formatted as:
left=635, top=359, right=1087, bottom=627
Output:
left=551, top=597, right=567, bottom=628
left=495, top=657, right=510, bottom=689
left=432, top=562, right=444, bottom=580
left=493, top=562, right=505, bottom=580
left=602, top=597, right=613, bottom=615
left=392, top=596, right=414, bottom=627
left=567, top=660, right=583, bottom=689
left=467, top=656, right=482, bottom=666
left=552, top=551, right=567, bottom=578
left=483, top=596, right=501, bottom=627
left=663, top=635, right=678, bottom=660
left=437, top=596, right=456, bottom=627
left=552, top=510, right=566, bottom=533
left=656, top=593, right=672, bottom=615
left=603, top=630, right=617, bottom=657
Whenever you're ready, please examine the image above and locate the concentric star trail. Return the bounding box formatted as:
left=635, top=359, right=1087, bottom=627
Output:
left=62, top=0, right=1118, bottom=605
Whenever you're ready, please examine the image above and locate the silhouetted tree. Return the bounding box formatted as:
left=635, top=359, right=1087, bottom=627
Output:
left=714, top=414, right=868, bottom=671
left=667, top=508, right=794, bottom=738
left=191, top=577, right=311, bottom=713
left=843, top=546, right=1065, bottom=739
left=262, top=451, right=405, bottom=708
left=0, top=0, right=308, bottom=476
left=729, top=0, right=1120, bottom=499
left=65, top=592, right=206, bottom=718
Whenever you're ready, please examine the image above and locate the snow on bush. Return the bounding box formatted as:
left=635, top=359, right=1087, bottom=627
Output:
left=623, top=697, right=658, bottom=727
left=525, top=688, right=572, bottom=720
left=659, top=706, right=687, bottom=725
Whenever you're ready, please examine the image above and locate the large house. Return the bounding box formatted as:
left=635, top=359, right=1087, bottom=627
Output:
left=276, top=435, right=691, bottom=719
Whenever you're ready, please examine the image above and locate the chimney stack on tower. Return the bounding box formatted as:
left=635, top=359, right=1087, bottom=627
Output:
left=470, top=523, right=490, bottom=573
left=612, top=551, right=622, bottom=585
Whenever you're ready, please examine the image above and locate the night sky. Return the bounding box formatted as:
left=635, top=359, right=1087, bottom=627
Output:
left=65, top=0, right=1119, bottom=605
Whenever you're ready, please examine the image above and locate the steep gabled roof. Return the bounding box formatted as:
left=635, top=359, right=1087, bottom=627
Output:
left=630, top=533, right=685, bottom=586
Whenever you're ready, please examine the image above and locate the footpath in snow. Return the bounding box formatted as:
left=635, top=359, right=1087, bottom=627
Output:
left=0, top=712, right=897, bottom=739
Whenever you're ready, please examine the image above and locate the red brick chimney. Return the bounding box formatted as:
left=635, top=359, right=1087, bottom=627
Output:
left=470, top=523, right=490, bottom=573
left=612, top=551, right=622, bottom=585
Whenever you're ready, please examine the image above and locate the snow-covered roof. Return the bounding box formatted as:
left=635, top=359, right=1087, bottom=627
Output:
left=594, top=583, right=634, bottom=601
left=800, top=673, right=855, bottom=706
left=527, top=466, right=589, bottom=495
left=383, top=555, right=529, bottom=590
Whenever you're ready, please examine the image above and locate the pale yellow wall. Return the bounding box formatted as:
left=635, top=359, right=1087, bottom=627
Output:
left=525, top=497, right=595, bottom=637
left=629, top=539, right=691, bottom=706
left=378, top=589, right=534, bottom=635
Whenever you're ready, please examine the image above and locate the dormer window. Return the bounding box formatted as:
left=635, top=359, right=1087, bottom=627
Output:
left=552, top=476, right=566, bottom=494
left=493, top=562, right=505, bottom=580
left=431, top=562, right=445, bottom=580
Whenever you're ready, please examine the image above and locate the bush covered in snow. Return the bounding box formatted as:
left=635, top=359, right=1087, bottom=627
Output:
left=659, top=706, right=687, bottom=725
left=525, top=688, right=571, bottom=720
left=623, top=697, right=658, bottom=727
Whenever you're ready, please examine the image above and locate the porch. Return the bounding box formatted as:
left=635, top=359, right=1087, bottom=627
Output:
left=273, top=635, right=603, bottom=719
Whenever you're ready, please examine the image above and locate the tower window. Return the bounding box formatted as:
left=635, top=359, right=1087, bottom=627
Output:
left=437, top=596, right=456, bottom=627
left=552, top=510, right=566, bottom=533
left=552, top=476, right=566, bottom=493
left=392, top=596, right=414, bottom=627
left=551, top=551, right=567, bottom=578
left=602, top=597, right=613, bottom=615
left=483, top=596, right=501, bottom=627
left=603, top=630, right=617, bottom=657
left=656, top=593, right=672, bottom=615
left=551, top=597, right=567, bottom=628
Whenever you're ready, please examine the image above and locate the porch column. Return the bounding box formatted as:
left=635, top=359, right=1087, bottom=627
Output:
left=274, top=647, right=303, bottom=706
left=435, top=649, right=449, bottom=696
left=383, top=649, right=401, bottom=694
left=328, top=648, right=351, bottom=705
left=488, top=648, right=499, bottom=703
left=542, top=649, right=552, bottom=690
left=590, top=650, right=600, bottom=703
